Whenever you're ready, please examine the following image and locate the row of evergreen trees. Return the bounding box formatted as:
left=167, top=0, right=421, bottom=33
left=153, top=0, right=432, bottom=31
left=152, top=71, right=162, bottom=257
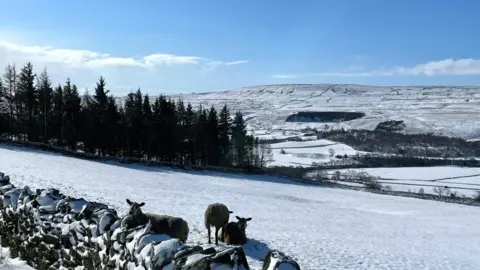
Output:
left=0, top=62, right=272, bottom=168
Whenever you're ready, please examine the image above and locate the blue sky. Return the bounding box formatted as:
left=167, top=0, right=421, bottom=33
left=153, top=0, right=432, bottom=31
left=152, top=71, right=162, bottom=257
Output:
left=0, top=0, right=479, bottom=94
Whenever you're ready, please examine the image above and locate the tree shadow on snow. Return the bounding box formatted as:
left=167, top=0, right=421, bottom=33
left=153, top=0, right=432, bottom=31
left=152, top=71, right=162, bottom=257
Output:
left=102, top=161, right=325, bottom=188
left=0, top=144, right=64, bottom=157
left=0, top=143, right=328, bottom=189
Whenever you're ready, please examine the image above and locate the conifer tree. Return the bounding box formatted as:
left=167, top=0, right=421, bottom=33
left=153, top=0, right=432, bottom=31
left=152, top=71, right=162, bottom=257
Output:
left=206, top=106, right=220, bottom=165
left=231, top=111, right=247, bottom=166
left=17, top=62, right=37, bottom=141
left=142, top=94, right=152, bottom=158
left=51, top=84, right=64, bottom=144
left=184, top=103, right=195, bottom=165
left=36, top=68, right=53, bottom=141
left=218, top=104, right=232, bottom=166
left=62, top=79, right=82, bottom=149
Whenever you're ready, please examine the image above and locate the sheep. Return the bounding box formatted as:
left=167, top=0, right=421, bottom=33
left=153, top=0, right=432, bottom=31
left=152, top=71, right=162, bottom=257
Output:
left=204, top=203, right=233, bottom=245
left=222, top=216, right=252, bottom=245
left=124, top=199, right=190, bottom=243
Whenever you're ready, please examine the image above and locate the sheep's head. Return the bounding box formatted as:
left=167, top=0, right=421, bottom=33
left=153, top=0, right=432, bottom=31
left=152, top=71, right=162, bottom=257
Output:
left=126, top=199, right=145, bottom=215
left=235, top=216, right=252, bottom=231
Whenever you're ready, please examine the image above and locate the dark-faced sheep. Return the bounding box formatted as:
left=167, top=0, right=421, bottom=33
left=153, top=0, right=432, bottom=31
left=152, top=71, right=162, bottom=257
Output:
left=204, top=203, right=233, bottom=245
left=124, top=199, right=190, bottom=243
left=222, top=216, right=252, bottom=245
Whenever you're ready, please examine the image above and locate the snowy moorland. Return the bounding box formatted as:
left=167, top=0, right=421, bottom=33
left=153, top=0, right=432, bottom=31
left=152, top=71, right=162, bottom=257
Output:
left=1, top=145, right=480, bottom=269
left=325, top=166, right=480, bottom=198
left=166, top=84, right=480, bottom=140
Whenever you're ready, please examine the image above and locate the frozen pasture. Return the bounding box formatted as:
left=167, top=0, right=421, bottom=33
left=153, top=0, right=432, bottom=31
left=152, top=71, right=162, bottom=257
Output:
left=269, top=139, right=359, bottom=167
left=1, top=144, right=480, bottom=269
left=329, top=166, right=480, bottom=197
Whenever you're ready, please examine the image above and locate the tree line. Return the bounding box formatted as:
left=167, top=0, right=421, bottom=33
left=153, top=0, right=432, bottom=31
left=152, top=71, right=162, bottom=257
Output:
left=0, top=62, right=272, bottom=168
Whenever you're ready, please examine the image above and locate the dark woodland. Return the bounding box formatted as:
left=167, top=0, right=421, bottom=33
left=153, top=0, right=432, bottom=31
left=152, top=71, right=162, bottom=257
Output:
left=0, top=62, right=272, bottom=169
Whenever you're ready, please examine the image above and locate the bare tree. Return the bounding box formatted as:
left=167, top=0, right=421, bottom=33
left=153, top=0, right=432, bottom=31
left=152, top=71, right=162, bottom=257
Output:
left=328, top=148, right=335, bottom=158
left=256, top=143, right=273, bottom=168
left=3, top=63, right=17, bottom=139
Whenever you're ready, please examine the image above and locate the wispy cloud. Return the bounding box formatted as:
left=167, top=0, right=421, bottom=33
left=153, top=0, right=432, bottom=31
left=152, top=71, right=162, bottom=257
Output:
left=0, top=39, right=250, bottom=93
left=203, top=60, right=249, bottom=71
left=318, top=58, right=480, bottom=77
left=0, top=40, right=242, bottom=70
left=272, top=74, right=297, bottom=79
left=274, top=58, right=480, bottom=79
left=225, top=60, right=249, bottom=66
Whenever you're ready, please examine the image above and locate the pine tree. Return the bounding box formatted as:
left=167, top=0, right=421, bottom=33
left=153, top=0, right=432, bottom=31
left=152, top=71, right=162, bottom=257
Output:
left=106, top=95, right=120, bottom=155
left=142, top=94, right=152, bottom=158
left=62, top=79, right=82, bottom=149
left=89, top=76, right=110, bottom=155
left=231, top=111, right=247, bottom=167
left=123, top=89, right=144, bottom=158
left=17, top=62, right=37, bottom=141
left=123, top=92, right=136, bottom=157
left=206, top=106, right=220, bottom=165
left=184, top=103, right=195, bottom=165
left=117, top=106, right=127, bottom=156
left=36, top=68, right=53, bottom=142
left=218, top=104, right=232, bottom=166
left=133, top=89, right=144, bottom=157
left=81, top=89, right=96, bottom=153
left=51, top=84, right=64, bottom=145
left=175, top=99, right=186, bottom=163
left=195, top=107, right=208, bottom=165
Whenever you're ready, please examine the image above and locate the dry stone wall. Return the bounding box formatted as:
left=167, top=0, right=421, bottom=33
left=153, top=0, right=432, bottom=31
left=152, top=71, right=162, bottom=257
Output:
left=0, top=172, right=300, bottom=270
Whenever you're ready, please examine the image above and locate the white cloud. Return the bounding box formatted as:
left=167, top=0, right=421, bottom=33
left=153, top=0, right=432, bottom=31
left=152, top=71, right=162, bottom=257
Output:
left=143, top=54, right=203, bottom=66
left=0, top=40, right=250, bottom=93
left=225, top=60, right=249, bottom=66
left=203, top=60, right=249, bottom=71
left=318, top=58, right=480, bottom=77
left=0, top=40, right=248, bottom=70
left=272, top=74, right=297, bottom=79
left=0, top=40, right=204, bottom=69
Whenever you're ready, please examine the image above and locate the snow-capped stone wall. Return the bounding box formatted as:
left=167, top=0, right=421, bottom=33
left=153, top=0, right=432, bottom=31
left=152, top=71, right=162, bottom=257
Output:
left=0, top=172, right=300, bottom=270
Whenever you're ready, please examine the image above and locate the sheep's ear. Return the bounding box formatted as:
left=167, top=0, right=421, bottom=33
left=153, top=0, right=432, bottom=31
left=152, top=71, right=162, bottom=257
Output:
left=236, top=216, right=241, bottom=220
left=126, top=199, right=132, bottom=205
left=246, top=218, right=252, bottom=221
left=139, top=202, right=145, bottom=207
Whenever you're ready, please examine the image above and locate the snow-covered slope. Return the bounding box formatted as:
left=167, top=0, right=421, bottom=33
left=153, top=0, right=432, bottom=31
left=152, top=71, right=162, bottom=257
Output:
left=1, top=144, right=480, bottom=269
left=328, top=166, right=480, bottom=197
left=167, top=84, right=480, bottom=140
left=269, top=139, right=359, bottom=167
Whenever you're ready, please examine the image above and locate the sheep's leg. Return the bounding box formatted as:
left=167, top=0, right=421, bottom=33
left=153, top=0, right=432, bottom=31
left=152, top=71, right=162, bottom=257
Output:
left=207, top=226, right=211, bottom=244
left=215, top=227, right=219, bottom=245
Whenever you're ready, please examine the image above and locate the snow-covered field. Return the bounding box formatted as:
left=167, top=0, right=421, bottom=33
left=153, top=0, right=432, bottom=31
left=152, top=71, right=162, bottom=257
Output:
left=1, top=145, right=480, bottom=269
left=0, top=248, right=34, bottom=269
left=269, top=139, right=359, bottom=167
left=167, top=84, right=480, bottom=140
left=328, top=167, right=480, bottom=197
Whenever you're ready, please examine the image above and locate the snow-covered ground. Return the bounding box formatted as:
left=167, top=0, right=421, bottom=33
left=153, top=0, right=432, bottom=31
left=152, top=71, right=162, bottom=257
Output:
left=269, top=139, right=359, bottom=167
left=165, top=84, right=480, bottom=140
left=1, top=145, right=480, bottom=269
left=328, top=167, right=480, bottom=197
left=0, top=248, right=34, bottom=270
